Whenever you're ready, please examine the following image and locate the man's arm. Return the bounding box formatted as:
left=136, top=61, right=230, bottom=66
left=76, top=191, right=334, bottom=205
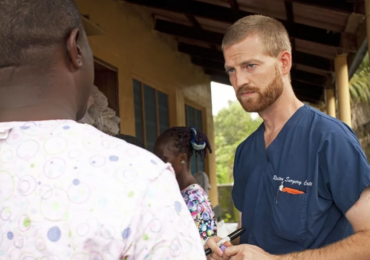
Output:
left=223, top=187, right=370, bottom=260
left=277, top=186, right=370, bottom=260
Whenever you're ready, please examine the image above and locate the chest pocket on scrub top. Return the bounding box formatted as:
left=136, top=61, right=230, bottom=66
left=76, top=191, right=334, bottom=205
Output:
left=272, top=191, right=308, bottom=242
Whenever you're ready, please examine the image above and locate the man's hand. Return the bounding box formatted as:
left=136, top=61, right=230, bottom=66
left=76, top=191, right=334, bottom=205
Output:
left=223, top=244, right=277, bottom=260
left=205, top=236, right=233, bottom=260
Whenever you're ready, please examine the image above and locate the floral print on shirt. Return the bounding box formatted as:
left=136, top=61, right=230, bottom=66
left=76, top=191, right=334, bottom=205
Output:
left=181, top=184, right=217, bottom=244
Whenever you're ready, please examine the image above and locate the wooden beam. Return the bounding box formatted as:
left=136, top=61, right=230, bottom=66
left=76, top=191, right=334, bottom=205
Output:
left=285, top=2, right=294, bottom=23
left=290, top=70, right=328, bottom=86
left=291, top=80, right=323, bottom=96
left=125, top=0, right=248, bottom=24
left=158, top=23, right=330, bottom=71
left=185, top=15, right=201, bottom=28
left=205, top=68, right=226, bottom=76
left=179, top=43, right=333, bottom=73
left=284, top=1, right=295, bottom=50
left=295, top=95, right=322, bottom=104
left=185, top=15, right=217, bottom=49
left=294, top=52, right=334, bottom=72
left=284, top=0, right=353, bottom=14
left=210, top=74, right=231, bottom=86
left=227, top=0, right=239, bottom=10
left=179, top=43, right=224, bottom=62
left=127, top=0, right=343, bottom=47
left=192, top=57, right=224, bottom=72
left=156, top=20, right=223, bottom=44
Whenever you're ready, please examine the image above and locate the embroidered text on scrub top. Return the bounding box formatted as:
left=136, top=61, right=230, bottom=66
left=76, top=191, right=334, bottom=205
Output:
left=272, top=175, right=313, bottom=186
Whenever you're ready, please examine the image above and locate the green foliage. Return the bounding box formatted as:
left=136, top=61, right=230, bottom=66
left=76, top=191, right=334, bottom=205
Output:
left=350, top=53, right=370, bottom=104
left=214, top=101, right=262, bottom=184
left=217, top=184, right=239, bottom=223
left=224, top=213, right=232, bottom=222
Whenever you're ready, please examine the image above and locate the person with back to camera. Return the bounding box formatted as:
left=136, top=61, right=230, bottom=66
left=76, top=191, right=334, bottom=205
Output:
left=205, top=14, right=370, bottom=260
left=0, top=0, right=205, bottom=258
left=154, top=127, right=218, bottom=245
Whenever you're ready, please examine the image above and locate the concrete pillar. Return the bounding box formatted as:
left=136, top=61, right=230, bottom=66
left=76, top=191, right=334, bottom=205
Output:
left=335, top=54, right=351, bottom=127
left=326, top=88, right=336, bottom=118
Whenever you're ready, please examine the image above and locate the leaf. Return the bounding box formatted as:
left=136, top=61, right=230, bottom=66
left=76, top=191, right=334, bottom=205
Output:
left=350, top=53, right=370, bottom=104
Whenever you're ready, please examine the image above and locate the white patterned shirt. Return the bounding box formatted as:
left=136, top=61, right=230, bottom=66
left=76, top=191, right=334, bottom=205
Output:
left=0, top=120, right=205, bottom=259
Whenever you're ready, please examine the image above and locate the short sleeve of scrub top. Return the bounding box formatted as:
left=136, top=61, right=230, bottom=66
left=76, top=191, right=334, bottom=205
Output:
left=318, top=120, right=370, bottom=214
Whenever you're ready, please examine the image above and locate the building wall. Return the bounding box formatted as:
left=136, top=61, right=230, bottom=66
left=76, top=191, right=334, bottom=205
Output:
left=75, top=0, right=219, bottom=205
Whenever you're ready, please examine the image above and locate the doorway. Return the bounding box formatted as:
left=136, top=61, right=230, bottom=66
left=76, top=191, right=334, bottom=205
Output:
left=93, top=58, right=119, bottom=116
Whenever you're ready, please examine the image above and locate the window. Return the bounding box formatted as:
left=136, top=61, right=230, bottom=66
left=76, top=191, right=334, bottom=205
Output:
left=133, top=79, right=169, bottom=151
left=185, top=104, right=204, bottom=174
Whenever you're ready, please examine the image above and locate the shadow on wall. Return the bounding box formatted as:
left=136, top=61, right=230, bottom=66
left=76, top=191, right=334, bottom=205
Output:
left=217, top=184, right=239, bottom=223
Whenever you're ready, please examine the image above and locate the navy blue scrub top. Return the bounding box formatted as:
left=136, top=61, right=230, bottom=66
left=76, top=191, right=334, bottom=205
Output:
left=232, top=105, right=370, bottom=254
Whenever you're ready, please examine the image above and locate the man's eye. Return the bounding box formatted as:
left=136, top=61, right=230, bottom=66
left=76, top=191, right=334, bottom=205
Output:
left=226, top=68, right=235, bottom=75
left=247, top=64, right=256, bottom=69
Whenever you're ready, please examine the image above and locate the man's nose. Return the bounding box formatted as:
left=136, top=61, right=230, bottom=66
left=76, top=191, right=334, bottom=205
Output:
left=233, top=71, right=250, bottom=92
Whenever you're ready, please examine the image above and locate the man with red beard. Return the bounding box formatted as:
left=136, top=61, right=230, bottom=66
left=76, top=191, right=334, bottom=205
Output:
left=206, top=15, right=370, bottom=260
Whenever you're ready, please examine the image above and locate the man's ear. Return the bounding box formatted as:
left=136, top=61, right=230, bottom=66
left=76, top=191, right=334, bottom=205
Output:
left=66, top=28, right=83, bottom=69
left=279, top=50, right=292, bottom=76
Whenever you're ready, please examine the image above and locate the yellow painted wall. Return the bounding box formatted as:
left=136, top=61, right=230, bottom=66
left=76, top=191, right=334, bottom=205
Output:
left=75, top=0, right=219, bottom=205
